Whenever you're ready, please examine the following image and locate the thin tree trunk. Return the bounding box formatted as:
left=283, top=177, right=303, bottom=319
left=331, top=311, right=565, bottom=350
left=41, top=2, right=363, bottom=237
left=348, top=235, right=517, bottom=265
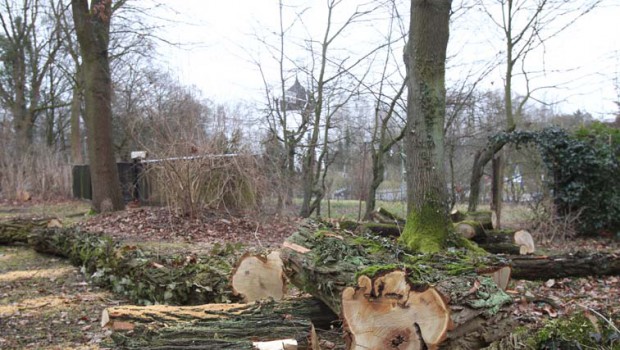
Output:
left=364, top=151, right=383, bottom=220
left=491, top=153, right=503, bottom=228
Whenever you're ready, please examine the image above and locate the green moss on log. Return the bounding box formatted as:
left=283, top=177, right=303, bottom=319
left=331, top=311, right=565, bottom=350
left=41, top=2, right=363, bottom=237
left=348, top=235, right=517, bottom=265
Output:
left=355, top=264, right=400, bottom=279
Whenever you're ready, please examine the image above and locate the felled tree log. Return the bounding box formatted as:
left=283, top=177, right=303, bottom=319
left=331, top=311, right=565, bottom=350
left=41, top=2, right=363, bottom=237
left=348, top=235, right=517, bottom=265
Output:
left=510, top=251, right=620, bottom=280
left=471, top=229, right=535, bottom=255
left=370, top=207, right=406, bottom=225
left=450, top=210, right=496, bottom=229
left=103, top=297, right=336, bottom=331
left=12, top=227, right=244, bottom=305
left=104, top=299, right=335, bottom=349
left=454, top=221, right=486, bottom=239
left=280, top=221, right=515, bottom=349
left=0, top=217, right=62, bottom=244
left=351, top=220, right=534, bottom=256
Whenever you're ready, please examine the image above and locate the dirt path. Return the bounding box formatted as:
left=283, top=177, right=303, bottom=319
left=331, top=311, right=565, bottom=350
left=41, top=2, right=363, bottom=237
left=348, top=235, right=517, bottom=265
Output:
left=0, top=246, right=124, bottom=350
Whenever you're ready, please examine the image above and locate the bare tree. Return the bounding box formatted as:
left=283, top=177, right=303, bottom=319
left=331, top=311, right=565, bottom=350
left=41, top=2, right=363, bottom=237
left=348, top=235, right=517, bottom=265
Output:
left=254, top=0, right=311, bottom=212
left=298, top=0, right=381, bottom=218
left=361, top=0, right=408, bottom=219
left=255, top=0, right=385, bottom=218
left=468, top=0, right=602, bottom=218
left=0, top=0, right=63, bottom=151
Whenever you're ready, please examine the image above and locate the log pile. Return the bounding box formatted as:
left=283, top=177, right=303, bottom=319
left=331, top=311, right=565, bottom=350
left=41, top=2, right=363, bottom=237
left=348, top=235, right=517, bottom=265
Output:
left=280, top=221, right=516, bottom=349
left=4, top=216, right=619, bottom=349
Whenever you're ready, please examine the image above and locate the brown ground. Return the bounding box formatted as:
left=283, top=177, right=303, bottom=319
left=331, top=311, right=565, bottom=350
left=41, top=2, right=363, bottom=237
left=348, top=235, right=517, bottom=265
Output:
left=0, top=200, right=619, bottom=349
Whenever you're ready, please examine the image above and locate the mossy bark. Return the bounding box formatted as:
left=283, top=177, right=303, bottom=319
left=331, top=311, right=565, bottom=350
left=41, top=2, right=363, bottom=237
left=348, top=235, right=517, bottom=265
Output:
left=106, top=300, right=322, bottom=349
left=0, top=218, right=56, bottom=244
left=280, top=221, right=515, bottom=349
left=402, top=0, right=453, bottom=253
left=401, top=203, right=451, bottom=253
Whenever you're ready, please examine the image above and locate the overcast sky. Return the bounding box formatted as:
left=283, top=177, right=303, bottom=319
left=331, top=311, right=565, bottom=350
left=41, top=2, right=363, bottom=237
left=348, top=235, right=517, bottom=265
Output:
left=144, top=0, right=619, bottom=119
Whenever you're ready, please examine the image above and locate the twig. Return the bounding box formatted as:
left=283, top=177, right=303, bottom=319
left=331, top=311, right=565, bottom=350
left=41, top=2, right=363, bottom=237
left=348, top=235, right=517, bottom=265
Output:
left=253, top=223, right=264, bottom=249
left=580, top=305, right=620, bottom=334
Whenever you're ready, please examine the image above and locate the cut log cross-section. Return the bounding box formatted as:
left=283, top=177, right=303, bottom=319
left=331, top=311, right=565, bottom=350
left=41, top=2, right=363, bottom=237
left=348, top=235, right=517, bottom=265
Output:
left=342, top=270, right=451, bottom=350
left=232, top=251, right=286, bottom=302
left=514, top=230, right=535, bottom=255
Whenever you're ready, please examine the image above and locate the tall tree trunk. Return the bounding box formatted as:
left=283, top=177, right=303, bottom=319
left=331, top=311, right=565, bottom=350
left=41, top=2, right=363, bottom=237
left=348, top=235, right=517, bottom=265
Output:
left=71, top=0, right=124, bottom=212
left=401, top=0, right=452, bottom=253
left=70, top=69, right=84, bottom=164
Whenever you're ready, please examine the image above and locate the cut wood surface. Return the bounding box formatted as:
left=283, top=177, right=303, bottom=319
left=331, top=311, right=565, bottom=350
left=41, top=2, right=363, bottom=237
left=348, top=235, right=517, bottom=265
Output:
left=342, top=271, right=451, bottom=350
left=482, top=266, right=512, bottom=291
left=103, top=298, right=337, bottom=349
left=454, top=221, right=486, bottom=239
left=280, top=221, right=515, bottom=349
left=514, top=230, right=535, bottom=255
left=231, top=251, right=286, bottom=302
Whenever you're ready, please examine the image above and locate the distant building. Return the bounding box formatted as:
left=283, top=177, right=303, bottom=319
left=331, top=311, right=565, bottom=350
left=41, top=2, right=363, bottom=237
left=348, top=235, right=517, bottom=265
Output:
left=282, top=77, right=309, bottom=111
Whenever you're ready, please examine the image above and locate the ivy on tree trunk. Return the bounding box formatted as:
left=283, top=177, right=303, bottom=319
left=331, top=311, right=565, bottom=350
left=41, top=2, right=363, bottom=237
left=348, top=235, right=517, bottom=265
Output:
left=401, top=0, right=452, bottom=253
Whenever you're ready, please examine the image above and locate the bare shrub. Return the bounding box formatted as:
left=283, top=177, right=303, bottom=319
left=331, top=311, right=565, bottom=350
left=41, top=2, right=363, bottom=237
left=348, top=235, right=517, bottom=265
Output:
left=143, top=146, right=264, bottom=218
left=528, top=197, right=583, bottom=243
left=0, top=145, right=72, bottom=201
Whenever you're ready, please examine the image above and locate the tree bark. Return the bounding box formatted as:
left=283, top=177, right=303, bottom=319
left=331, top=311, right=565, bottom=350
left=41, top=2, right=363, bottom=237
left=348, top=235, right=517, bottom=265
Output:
left=491, top=154, right=503, bottom=228
left=402, top=0, right=452, bottom=253
left=103, top=299, right=333, bottom=349
left=70, top=66, right=84, bottom=164
left=0, top=218, right=61, bottom=244
left=102, top=297, right=336, bottom=331
left=280, top=221, right=515, bottom=350
left=71, top=0, right=124, bottom=212
left=510, top=251, right=620, bottom=280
